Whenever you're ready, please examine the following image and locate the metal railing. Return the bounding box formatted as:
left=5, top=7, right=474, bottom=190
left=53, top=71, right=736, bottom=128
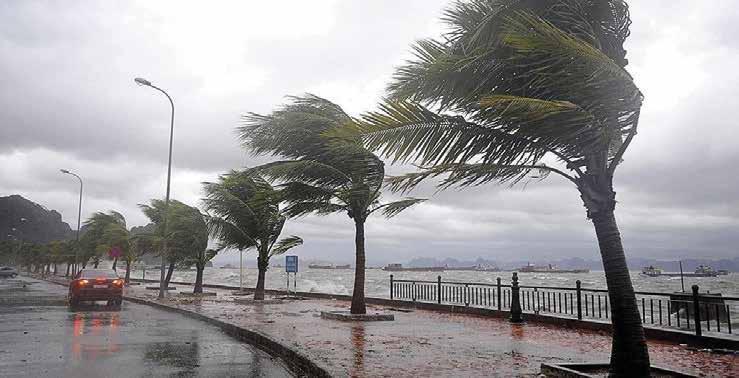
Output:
left=390, top=275, right=737, bottom=337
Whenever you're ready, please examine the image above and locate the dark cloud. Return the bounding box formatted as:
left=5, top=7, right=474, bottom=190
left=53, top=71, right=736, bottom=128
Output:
left=0, top=1, right=736, bottom=265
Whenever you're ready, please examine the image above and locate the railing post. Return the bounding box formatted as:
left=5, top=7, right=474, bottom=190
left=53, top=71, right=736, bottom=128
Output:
left=390, top=274, right=394, bottom=300
left=576, top=280, right=582, bottom=320
left=496, top=277, right=502, bottom=311
left=692, top=285, right=702, bottom=337
left=412, top=281, right=416, bottom=302
left=510, top=272, right=523, bottom=323
left=437, top=275, right=442, bottom=304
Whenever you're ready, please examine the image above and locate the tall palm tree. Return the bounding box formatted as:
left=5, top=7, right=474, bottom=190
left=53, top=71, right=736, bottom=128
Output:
left=239, top=95, right=426, bottom=314
left=139, top=199, right=208, bottom=289
left=351, top=1, right=647, bottom=375
left=202, top=170, right=302, bottom=300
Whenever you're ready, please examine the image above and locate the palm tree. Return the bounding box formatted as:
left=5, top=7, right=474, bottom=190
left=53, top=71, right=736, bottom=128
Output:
left=202, top=170, right=302, bottom=300
left=139, top=199, right=208, bottom=289
left=182, top=248, right=219, bottom=294
left=239, top=95, right=425, bottom=314
left=80, top=211, right=127, bottom=269
left=352, top=1, right=646, bottom=375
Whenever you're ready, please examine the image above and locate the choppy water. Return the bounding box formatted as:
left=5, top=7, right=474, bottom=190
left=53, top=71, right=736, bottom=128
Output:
left=129, top=267, right=739, bottom=298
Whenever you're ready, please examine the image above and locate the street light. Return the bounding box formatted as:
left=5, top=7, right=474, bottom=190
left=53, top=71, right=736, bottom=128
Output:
left=134, top=77, right=175, bottom=300
left=60, top=169, right=83, bottom=276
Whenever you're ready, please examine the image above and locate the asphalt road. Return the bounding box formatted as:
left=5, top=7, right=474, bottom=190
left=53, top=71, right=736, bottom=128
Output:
left=0, top=277, right=293, bottom=378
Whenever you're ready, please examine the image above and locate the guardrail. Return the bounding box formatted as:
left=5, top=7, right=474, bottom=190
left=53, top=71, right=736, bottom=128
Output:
left=390, top=274, right=737, bottom=337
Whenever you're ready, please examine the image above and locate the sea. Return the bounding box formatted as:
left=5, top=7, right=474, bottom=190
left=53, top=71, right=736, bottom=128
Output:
left=129, top=267, right=739, bottom=299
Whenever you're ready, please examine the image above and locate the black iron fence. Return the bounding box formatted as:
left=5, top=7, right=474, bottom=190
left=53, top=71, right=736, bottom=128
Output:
left=390, top=274, right=737, bottom=337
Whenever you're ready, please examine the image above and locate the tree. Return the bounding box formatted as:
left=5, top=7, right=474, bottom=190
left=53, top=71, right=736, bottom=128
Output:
left=47, top=240, right=73, bottom=276
left=125, top=232, right=156, bottom=284
left=351, top=1, right=647, bottom=375
left=181, top=248, right=219, bottom=294
left=203, top=170, right=302, bottom=300
left=139, top=199, right=208, bottom=289
left=80, top=211, right=127, bottom=269
left=239, top=95, right=425, bottom=313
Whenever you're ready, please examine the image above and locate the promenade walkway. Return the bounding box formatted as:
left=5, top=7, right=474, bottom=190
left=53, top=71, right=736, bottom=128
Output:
left=124, top=283, right=736, bottom=377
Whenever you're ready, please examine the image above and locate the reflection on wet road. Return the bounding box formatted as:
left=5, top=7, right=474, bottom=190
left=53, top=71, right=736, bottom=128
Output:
left=0, top=277, right=293, bottom=377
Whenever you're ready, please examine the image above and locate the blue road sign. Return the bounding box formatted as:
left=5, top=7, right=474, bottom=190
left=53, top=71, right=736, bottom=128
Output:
left=285, top=255, right=298, bottom=273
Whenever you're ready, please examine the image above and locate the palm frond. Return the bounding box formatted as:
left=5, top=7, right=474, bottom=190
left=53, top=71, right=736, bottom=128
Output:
left=360, top=99, right=550, bottom=167
left=253, top=160, right=352, bottom=189
left=386, top=163, right=557, bottom=193
left=270, top=235, right=303, bottom=256
left=370, top=198, right=426, bottom=218
left=282, top=201, right=347, bottom=218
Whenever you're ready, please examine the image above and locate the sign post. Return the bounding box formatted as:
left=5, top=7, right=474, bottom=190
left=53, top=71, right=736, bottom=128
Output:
left=285, top=255, right=298, bottom=296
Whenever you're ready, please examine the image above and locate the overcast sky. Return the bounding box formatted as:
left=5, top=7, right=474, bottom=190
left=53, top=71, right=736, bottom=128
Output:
left=1, top=1, right=737, bottom=266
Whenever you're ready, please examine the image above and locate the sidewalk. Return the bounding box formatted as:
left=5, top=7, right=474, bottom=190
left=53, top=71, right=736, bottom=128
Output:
left=124, top=283, right=736, bottom=377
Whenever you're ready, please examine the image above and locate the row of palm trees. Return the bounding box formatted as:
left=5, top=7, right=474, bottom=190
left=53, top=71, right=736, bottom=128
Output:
left=231, top=1, right=648, bottom=375
left=10, top=1, right=647, bottom=374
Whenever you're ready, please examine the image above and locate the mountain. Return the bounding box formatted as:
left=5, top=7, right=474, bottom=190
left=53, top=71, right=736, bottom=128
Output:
left=406, top=257, right=499, bottom=268
left=404, top=256, right=739, bottom=272
left=0, top=195, right=73, bottom=243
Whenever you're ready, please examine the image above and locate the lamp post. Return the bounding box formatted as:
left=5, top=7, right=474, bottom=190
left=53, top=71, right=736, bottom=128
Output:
left=60, top=169, right=83, bottom=276
left=134, top=77, right=174, bottom=300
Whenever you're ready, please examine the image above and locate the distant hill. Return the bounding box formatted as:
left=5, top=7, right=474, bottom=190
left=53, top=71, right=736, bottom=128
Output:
left=0, top=195, right=73, bottom=243
left=407, top=257, right=499, bottom=268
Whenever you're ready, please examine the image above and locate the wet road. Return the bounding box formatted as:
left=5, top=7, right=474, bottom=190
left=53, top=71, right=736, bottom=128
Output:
left=0, top=277, right=293, bottom=378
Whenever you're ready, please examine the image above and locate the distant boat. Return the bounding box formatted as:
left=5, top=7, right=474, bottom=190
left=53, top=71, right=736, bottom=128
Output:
left=309, top=264, right=351, bottom=269
left=519, top=263, right=589, bottom=274
left=383, top=263, right=445, bottom=272
left=220, top=264, right=237, bottom=269
left=641, top=266, right=662, bottom=277
left=641, top=265, right=718, bottom=277
left=717, top=269, right=729, bottom=275
left=693, top=265, right=719, bottom=277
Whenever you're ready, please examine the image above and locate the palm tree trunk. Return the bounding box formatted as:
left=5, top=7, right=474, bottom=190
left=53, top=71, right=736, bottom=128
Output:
left=592, top=209, right=650, bottom=376
left=194, top=263, right=204, bottom=294
left=124, top=260, right=131, bottom=284
left=164, top=262, right=175, bottom=288
left=350, top=219, right=367, bottom=314
left=65, top=263, right=70, bottom=277
left=254, top=250, right=268, bottom=300
left=93, top=259, right=99, bottom=268
left=112, top=257, right=118, bottom=271
left=53, top=263, right=57, bottom=275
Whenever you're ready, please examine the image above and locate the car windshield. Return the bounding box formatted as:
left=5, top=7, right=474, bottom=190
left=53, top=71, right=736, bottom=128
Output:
left=79, top=270, right=118, bottom=279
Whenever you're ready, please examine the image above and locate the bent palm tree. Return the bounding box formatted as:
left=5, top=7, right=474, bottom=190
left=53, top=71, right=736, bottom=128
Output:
left=139, top=200, right=208, bottom=289
left=352, top=1, right=647, bottom=375
left=81, top=211, right=128, bottom=269
left=202, top=170, right=302, bottom=300
left=239, top=95, right=425, bottom=314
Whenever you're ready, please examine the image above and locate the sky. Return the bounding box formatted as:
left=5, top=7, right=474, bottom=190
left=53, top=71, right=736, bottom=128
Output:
left=1, top=1, right=737, bottom=266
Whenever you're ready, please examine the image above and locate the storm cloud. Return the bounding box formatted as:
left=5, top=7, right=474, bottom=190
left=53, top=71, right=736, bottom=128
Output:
left=1, top=0, right=737, bottom=266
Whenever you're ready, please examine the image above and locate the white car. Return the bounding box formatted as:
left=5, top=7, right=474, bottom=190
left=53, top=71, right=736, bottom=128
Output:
left=0, top=266, right=18, bottom=278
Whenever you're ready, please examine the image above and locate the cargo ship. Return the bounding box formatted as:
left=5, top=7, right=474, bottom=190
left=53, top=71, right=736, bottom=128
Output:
left=518, top=263, right=589, bottom=274
left=382, top=263, right=445, bottom=272
left=641, top=265, right=718, bottom=277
